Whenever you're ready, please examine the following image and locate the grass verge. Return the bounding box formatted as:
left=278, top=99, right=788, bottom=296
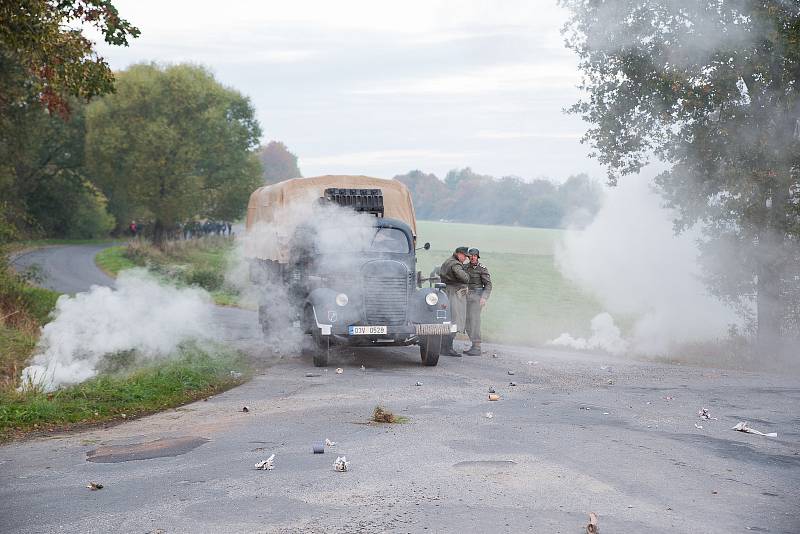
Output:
left=0, top=345, right=249, bottom=442
left=96, top=237, right=240, bottom=306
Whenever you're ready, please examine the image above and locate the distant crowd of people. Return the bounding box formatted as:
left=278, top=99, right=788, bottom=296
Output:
left=127, top=219, right=234, bottom=240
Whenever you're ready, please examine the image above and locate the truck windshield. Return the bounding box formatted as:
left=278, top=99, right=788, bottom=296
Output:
left=317, top=227, right=409, bottom=253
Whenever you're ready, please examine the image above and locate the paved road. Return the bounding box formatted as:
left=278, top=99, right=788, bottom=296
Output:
left=10, top=244, right=117, bottom=294
left=1, top=246, right=799, bottom=533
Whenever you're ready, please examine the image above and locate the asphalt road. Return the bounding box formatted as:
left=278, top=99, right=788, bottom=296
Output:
left=1, top=245, right=799, bottom=533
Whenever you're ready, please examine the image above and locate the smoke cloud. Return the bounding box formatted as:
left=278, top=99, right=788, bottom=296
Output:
left=21, top=269, right=217, bottom=391
left=552, top=176, right=740, bottom=355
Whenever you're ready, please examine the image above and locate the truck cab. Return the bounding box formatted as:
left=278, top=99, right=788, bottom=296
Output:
left=245, top=176, right=455, bottom=367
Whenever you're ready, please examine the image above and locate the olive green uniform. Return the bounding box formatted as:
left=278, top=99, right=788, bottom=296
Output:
left=465, top=262, right=492, bottom=343
left=440, top=254, right=469, bottom=333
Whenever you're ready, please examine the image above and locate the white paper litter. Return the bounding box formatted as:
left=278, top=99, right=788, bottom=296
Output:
left=695, top=423, right=703, bottom=429
left=325, top=438, right=336, bottom=447
left=732, top=421, right=777, bottom=438
left=334, top=456, right=349, bottom=472
left=485, top=412, right=493, bottom=419
left=698, top=408, right=716, bottom=420
left=335, top=368, right=343, bottom=374
left=255, top=454, right=275, bottom=470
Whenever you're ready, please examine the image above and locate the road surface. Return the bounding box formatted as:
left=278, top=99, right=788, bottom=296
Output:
left=1, top=245, right=798, bottom=533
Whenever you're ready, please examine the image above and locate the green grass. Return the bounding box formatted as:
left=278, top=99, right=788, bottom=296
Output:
left=95, top=238, right=239, bottom=306
left=0, top=345, right=248, bottom=441
left=416, top=220, right=604, bottom=345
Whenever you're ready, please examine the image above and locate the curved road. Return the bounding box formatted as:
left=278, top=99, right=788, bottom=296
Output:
left=1, top=245, right=799, bottom=533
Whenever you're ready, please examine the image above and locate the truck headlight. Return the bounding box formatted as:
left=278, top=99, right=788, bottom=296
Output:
left=425, top=292, right=439, bottom=306
left=335, top=293, right=349, bottom=307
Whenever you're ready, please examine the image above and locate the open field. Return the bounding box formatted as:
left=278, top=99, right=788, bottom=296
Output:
left=416, top=220, right=604, bottom=345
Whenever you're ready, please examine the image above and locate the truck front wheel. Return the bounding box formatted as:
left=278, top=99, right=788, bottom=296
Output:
left=419, top=335, right=441, bottom=366
left=305, top=306, right=330, bottom=367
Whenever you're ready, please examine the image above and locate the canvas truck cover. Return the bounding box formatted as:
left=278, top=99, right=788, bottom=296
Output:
left=245, top=175, right=417, bottom=262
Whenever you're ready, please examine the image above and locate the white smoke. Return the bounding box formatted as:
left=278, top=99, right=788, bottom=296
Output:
left=550, top=312, right=628, bottom=354
left=553, top=177, right=740, bottom=354
left=21, top=269, right=216, bottom=391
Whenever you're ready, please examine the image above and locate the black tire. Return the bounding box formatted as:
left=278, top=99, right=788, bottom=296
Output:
left=306, top=305, right=330, bottom=367
left=419, top=335, right=441, bottom=366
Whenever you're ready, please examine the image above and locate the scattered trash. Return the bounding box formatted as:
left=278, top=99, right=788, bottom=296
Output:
left=695, top=423, right=704, bottom=429
left=255, top=454, right=275, bottom=470
left=86, top=482, right=103, bottom=491
left=485, top=412, right=494, bottom=419
left=586, top=511, right=599, bottom=534
left=312, top=441, right=325, bottom=454
left=325, top=438, right=336, bottom=447
left=305, top=372, right=321, bottom=378
left=698, top=408, right=716, bottom=420
left=242, top=406, right=249, bottom=413
left=120, top=413, right=127, bottom=419
left=335, top=368, right=343, bottom=374
left=507, top=370, right=515, bottom=376
left=488, top=387, right=496, bottom=394
left=711, top=490, right=718, bottom=495
left=509, top=382, right=517, bottom=387
left=732, top=421, right=777, bottom=438
left=492, top=353, right=498, bottom=358
left=415, top=381, right=423, bottom=386
left=230, top=371, right=243, bottom=379
left=663, top=396, right=673, bottom=401
left=607, top=379, right=613, bottom=385
left=580, top=406, right=591, bottom=410
left=603, top=412, right=610, bottom=415
left=334, top=456, right=349, bottom=472
left=488, top=393, right=500, bottom=401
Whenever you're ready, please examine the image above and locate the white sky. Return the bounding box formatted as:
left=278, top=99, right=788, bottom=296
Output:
left=94, top=0, right=608, bottom=181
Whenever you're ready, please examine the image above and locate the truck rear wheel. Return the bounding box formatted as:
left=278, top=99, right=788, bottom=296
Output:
left=419, top=335, right=441, bottom=366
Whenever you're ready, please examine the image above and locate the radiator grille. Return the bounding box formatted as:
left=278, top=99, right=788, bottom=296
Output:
left=363, top=277, right=408, bottom=325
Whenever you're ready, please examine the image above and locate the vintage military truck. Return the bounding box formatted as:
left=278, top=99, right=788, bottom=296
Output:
left=244, top=175, right=455, bottom=367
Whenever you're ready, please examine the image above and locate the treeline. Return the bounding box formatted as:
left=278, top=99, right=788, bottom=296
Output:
left=1, top=63, right=265, bottom=244
left=395, top=168, right=603, bottom=228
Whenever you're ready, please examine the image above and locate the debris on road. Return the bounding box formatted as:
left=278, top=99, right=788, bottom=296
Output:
left=508, top=370, right=515, bottom=376
left=86, top=482, right=103, bottom=491
left=360, top=365, right=366, bottom=372
left=230, top=371, right=243, bottom=379
left=492, top=353, right=498, bottom=358
left=607, top=379, right=613, bottom=385
left=372, top=405, right=402, bottom=423
left=255, top=454, right=275, bottom=470
left=305, top=372, right=321, bottom=378
left=415, top=381, right=423, bottom=386
left=488, top=387, right=496, bottom=393
left=586, top=512, right=599, bottom=534
left=488, top=393, right=500, bottom=401
left=312, top=441, right=325, bottom=454
left=334, top=456, right=349, bottom=472
left=325, top=438, right=336, bottom=447
left=698, top=408, right=716, bottom=420
left=242, top=406, right=249, bottom=413
left=695, top=423, right=703, bottom=429
left=485, top=412, right=493, bottom=419
left=335, top=368, right=343, bottom=374
left=509, top=382, right=517, bottom=387
left=732, top=421, right=777, bottom=438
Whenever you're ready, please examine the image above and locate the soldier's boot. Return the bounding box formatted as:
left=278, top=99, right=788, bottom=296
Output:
left=464, top=342, right=482, bottom=356
left=443, top=335, right=462, bottom=357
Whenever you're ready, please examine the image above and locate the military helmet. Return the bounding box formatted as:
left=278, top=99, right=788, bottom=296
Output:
left=468, top=248, right=480, bottom=258
left=455, top=246, right=469, bottom=255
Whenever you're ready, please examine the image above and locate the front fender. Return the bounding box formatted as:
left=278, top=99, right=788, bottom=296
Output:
left=308, top=288, right=361, bottom=327
left=408, top=287, right=450, bottom=324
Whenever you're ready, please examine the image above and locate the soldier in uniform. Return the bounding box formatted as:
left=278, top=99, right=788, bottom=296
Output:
left=463, top=248, right=492, bottom=355
left=439, top=246, right=470, bottom=357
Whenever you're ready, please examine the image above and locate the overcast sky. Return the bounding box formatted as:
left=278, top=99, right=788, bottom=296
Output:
left=94, top=0, right=607, bottom=182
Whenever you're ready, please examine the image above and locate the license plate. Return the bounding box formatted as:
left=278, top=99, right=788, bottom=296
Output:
left=348, top=325, right=387, bottom=335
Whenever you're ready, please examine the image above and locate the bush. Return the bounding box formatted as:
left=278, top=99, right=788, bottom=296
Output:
left=187, top=268, right=223, bottom=291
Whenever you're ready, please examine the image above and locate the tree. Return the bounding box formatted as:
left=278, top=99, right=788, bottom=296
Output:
left=0, top=0, right=139, bottom=116
left=561, top=1, right=800, bottom=350
left=258, top=141, right=301, bottom=184
left=85, top=63, right=262, bottom=244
